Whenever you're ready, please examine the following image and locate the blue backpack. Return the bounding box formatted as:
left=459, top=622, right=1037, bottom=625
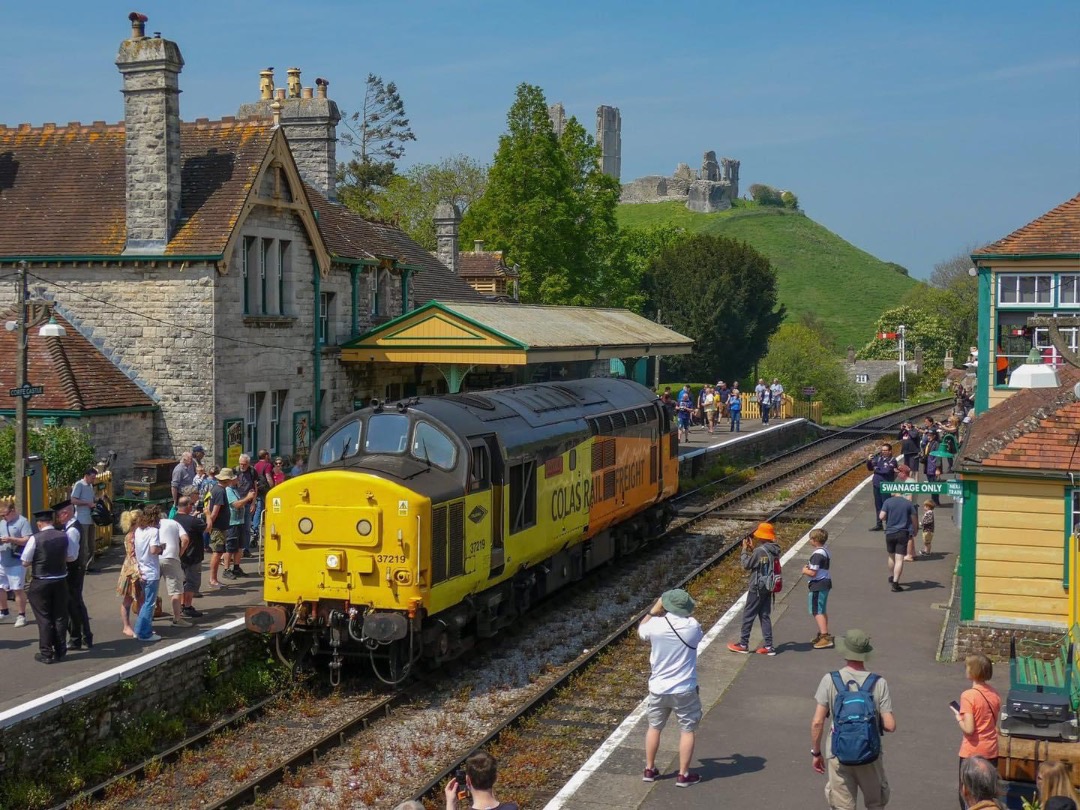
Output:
left=829, top=671, right=882, bottom=766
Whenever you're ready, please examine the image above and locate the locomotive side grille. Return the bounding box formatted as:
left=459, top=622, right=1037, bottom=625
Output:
left=611, top=411, right=627, bottom=430
left=603, top=469, right=616, bottom=500
left=431, top=505, right=448, bottom=585
left=603, top=439, right=616, bottom=468
left=650, top=446, right=658, bottom=483
left=448, top=501, right=466, bottom=578
left=591, top=440, right=604, bottom=470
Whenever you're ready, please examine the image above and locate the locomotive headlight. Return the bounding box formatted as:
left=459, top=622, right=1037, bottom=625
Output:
left=326, top=552, right=343, bottom=570
left=356, top=519, right=373, bottom=537
left=298, top=517, right=313, bottom=534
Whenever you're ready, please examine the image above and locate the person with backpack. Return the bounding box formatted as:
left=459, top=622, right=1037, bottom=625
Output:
left=728, top=522, right=782, bottom=656
left=810, top=628, right=896, bottom=810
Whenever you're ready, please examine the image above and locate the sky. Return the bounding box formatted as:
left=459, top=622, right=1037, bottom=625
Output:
left=4, top=1, right=1079, bottom=278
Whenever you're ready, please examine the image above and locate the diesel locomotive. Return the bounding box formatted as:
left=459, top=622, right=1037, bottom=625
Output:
left=245, top=378, right=679, bottom=683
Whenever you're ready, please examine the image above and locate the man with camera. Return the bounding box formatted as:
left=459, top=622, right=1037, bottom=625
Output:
left=639, top=588, right=704, bottom=787
left=444, top=749, right=518, bottom=810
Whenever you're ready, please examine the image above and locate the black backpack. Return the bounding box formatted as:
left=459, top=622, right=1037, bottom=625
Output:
left=91, top=497, right=113, bottom=527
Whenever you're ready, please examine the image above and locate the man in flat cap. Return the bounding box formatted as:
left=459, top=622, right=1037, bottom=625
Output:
left=21, top=506, right=80, bottom=663
left=638, top=588, right=704, bottom=788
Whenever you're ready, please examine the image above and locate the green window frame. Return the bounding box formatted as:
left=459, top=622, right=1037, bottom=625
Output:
left=1067, top=489, right=1080, bottom=590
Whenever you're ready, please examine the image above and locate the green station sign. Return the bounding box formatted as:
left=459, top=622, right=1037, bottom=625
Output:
left=880, top=480, right=963, bottom=497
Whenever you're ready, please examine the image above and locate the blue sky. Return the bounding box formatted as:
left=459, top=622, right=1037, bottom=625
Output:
left=5, top=1, right=1079, bottom=278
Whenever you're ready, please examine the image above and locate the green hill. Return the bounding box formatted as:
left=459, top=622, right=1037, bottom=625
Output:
left=617, top=201, right=921, bottom=351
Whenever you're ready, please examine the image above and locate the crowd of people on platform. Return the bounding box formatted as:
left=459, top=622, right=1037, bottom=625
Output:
left=1, top=444, right=309, bottom=661
left=660, top=378, right=785, bottom=442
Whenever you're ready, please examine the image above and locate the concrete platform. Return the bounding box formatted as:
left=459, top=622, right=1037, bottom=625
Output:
left=545, top=477, right=978, bottom=809
left=675, top=415, right=793, bottom=456
left=0, top=542, right=263, bottom=715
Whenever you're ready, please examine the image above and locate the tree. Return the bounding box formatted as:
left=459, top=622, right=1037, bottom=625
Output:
left=780, top=190, right=799, bottom=210
left=901, top=248, right=979, bottom=353
left=748, top=184, right=783, bottom=206
left=760, top=323, right=857, bottom=413
left=373, top=156, right=488, bottom=250
left=646, top=234, right=785, bottom=382
left=0, top=424, right=95, bottom=495
left=604, top=225, right=686, bottom=313
left=338, top=74, right=416, bottom=214
left=856, top=305, right=958, bottom=367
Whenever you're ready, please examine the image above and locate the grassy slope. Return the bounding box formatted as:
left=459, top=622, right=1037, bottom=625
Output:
left=617, top=202, right=922, bottom=351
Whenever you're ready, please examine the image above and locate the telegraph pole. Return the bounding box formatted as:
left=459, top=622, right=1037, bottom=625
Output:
left=14, top=261, right=28, bottom=517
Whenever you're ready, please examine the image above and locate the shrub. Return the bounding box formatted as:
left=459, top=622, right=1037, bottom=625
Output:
left=869, top=371, right=922, bottom=406
left=780, top=190, right=799, bottom=210
left=0, top=424, right=96, bottom=494
left=748, top=183, right=784, bottom=207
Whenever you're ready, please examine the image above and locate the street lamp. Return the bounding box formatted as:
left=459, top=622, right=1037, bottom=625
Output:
left=10, top=261, right=66, bottom=516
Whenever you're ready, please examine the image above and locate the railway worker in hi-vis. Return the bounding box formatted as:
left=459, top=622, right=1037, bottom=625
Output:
left=639, top=588, right=704, bottom=788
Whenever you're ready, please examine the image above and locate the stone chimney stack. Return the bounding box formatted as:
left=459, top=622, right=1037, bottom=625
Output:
left=116, top=12, right=184, bottom=253
left=238, top=69, right=341, bottom=200
left=433, top=201, right=461, bottom=274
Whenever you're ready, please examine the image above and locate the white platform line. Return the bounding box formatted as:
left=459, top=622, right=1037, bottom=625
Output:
left=0, top=618, right=247, bottom=729
left=542, top=474, right=872, bottom=810
left=679, top=419, right=807, bottom=461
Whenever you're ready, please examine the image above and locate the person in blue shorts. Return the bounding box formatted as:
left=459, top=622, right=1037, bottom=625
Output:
left=728, top=387, right=742, bottom=432
left=676, top=385, right=693, bottom=442
left=802, top=528, right=833, bottom=649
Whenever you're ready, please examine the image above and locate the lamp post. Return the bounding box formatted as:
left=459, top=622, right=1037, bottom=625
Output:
left=13, top=261, right=29, bottom=517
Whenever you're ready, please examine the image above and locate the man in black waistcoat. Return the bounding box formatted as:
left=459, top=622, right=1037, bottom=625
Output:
left=56, top=500, right=93, bottom=650
left=21, top=507, right=80, bottom=664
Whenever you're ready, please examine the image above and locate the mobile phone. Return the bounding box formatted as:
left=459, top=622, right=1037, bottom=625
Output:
left=455, top=768, right=469, bottom=800
left=948, top=700, right=960, bottom=712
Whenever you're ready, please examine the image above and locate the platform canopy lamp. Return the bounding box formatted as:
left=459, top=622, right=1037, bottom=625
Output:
left=7, top=261, right=67, bottom=516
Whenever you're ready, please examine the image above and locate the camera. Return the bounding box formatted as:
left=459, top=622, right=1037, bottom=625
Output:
left=455, top=768, right=469, bottom=800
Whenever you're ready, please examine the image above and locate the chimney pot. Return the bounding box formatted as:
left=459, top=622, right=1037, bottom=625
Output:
left=275, top=88, right=286, bottom=101
left=474, top=240, right=484, bottom=252
left=128, top=11, right=147, bottom=39
left=287, top=68, right=302, bottom=99
left=315, top=78, right=328, bottom=99
left=259, top=68, right=275, bottom=101
left=301, top=86, right=313, bottom=99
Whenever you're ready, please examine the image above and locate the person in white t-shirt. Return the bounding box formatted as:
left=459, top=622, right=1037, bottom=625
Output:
left=637, top=588, right=704, bottom=788
left=132, top=505, right=164, bottom=642
left=0, top=503, right=33, bottom=626
left=157, top=517, right=192, bottom=627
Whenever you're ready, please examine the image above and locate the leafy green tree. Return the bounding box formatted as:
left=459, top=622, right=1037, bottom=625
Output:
left=748, top=183, right=783, bottom=206
left=646, top=234, right=785, bottom=383
left=338, top=74, right=417, bottom=214
left=373, top=156, right=488, bottom=250
left=760, top=323, right=857, bottom=413
left=780, top=190, right=799, bottom=210
left=462, top=83, right=620, bottom=305
left=902, top=249, right=979, bottom=353
left=604, top=225, right=686, bottom=312
left=0, top=424, right=95, bottom=494
left=856, top=305, right=958, bottom=366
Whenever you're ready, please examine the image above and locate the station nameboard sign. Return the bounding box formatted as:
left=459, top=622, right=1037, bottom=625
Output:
left=880, top=480, right=963, bottom=498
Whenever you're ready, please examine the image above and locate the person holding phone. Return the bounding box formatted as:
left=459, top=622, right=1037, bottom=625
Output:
left=952, top=653, right=1001, bottom=809
left=444, top=750, right=518, bottom=810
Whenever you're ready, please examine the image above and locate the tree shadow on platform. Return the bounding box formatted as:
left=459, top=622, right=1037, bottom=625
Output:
left=774, top=639, right=816, bottom=654
left=898, top=579, right=944, bottom=592
left=696, top=752, right=767, bottom=781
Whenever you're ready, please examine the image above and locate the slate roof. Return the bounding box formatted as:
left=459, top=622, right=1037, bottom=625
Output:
left=0, top=309, right=156, bottom=412
left=957, top=364, right=1080, bottom=473
left=457, top=251, right=519, bottom=279
left=0, top=118, right=274, bottom=258
left=303, top=184, right=485, bottom=305
left=972, top=193, right=1080, bottom=258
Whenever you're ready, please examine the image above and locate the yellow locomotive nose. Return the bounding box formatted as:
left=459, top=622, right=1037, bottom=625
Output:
left=259, top=470, right=426, bottom=612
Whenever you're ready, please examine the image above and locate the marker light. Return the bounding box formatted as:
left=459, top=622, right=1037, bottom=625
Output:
left=298, top=517, right=313, bottom=534
left=356, top=519, right=373, bottom=536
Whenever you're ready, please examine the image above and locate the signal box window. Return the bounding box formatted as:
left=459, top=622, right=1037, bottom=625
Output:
left=508, top=461, right=537, bottom=534
left=997, top=274, right=1051, bottom=306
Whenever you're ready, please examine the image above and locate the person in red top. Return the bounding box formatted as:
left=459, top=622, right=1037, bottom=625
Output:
left=952, top=652, right=1001, bottom=808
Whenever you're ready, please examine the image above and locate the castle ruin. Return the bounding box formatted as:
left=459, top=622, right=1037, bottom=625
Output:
left=620, top=151, right=740, bottom=213
left=548, top=102, right=622, bottom=181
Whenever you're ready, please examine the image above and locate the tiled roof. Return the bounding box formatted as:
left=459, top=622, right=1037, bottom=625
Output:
left=972, top=194, right=1080, bottom=257
left=457, top=251, right=519, bottom=279
left=0, top=118, right=274, bottom=258
left=958, top=364, right=1080, bottom=473
left=0, top=309, right=156, bottom=412
left=304, top=184, right=485, bottom=305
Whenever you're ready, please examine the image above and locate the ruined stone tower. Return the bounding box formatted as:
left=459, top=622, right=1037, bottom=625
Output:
left=238, top=67, right=341, bottom=200
left=596, top=105, right=621, bottom=180
left=548, top=103, right=567, bottom=139
left=116, top=12, right=184, bottom=253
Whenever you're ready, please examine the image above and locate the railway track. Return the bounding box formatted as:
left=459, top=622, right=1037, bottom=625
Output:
left=56, top=398, right=951, bottom=810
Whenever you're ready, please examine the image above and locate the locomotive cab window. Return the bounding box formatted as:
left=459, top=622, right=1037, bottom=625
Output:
left=470, top=442, right=491, bottom=491
left=319, top=419, right=362, bottom=464
left=365, top=413, right=409, bottom=454
left=412, top=422, right=457, bottom=471
left=508, top=460, right=537, bottom=534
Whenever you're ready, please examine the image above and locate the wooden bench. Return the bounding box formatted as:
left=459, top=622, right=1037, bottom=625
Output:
left=1009, top=632, right=1080, bottom=711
